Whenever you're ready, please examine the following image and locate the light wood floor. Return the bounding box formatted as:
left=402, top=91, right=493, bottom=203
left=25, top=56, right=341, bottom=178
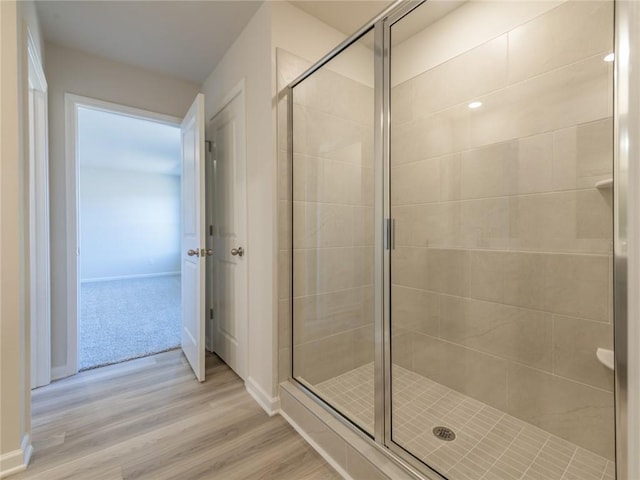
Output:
left=14, top=350, right=342, bottom=480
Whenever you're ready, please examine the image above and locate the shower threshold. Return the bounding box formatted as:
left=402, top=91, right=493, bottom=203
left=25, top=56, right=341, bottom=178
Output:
left=313, top=363, right=615, bottom=480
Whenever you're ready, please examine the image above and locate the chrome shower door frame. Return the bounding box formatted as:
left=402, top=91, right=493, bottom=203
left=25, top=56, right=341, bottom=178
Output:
left=378, top=2, right=449, bottom=478
left=614, top=2, right=640, bottom=479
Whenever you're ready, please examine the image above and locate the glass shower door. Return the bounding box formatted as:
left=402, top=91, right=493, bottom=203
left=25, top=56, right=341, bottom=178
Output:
left=291, top=30, right=376, bottom=435
left=388, top=1, right=616, bottom=479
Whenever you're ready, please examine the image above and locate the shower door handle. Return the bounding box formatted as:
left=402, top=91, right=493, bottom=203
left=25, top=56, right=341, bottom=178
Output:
left=385, top=218, right=395, bottom=250
left=391, top=218, right=395, bottom=249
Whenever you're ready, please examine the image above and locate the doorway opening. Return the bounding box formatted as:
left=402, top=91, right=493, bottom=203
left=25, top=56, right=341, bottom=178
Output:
left=76, top=105, right=182, bottom=370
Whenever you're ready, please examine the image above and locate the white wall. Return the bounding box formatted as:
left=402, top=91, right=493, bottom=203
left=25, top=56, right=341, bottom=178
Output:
left=271, top=1, right=369, bottom=85
left=79, top=168, right=181, bottom=281
left=201, top=2, right=278, bottom=408
left=0, top=0, right=45, bottom=474
left=45, top=42, right=200, bottom=372
left=17, top=1, right=44, bottom=63
left=0, top=0, right=26, bottom=470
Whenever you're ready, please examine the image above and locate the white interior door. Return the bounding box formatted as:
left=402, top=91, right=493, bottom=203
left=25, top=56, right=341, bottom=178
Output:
left=211, top=91, right=247, bottom=379
left=181, top=93, right=206, bottom=382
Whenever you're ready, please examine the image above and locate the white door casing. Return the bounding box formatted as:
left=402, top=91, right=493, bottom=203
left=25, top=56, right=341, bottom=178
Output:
left=181, top=93, right=206, bottom=382
left=65, top=94, right=182, bottom=380
left=27, top=27, right=51, bottom=389
left=211, top=88, right=247, bottom=379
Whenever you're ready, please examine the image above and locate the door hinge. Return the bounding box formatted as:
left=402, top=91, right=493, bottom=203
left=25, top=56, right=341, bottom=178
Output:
left=209, top=225, right=213, bottom=236
left=206, top=140, right=216, bottom=159
left=209, top=308, right=213, bottom=320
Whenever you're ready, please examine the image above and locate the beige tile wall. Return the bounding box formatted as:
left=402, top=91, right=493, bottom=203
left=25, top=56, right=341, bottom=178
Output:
left=277, top=48, right=375, bottom=388
left=390, top=1, right=615, bottom=460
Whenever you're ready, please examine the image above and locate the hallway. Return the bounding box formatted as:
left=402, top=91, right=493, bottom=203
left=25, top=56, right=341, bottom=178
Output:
left=17, top=350, right=340, bottom=479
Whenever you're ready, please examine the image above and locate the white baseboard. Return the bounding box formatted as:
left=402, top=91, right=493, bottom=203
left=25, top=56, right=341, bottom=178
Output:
left=279, top=410, right=354, bottom=480
left=245, top=377, right=280, bottom=416
left=21, top=436, right=32, bottom=470
left=80, top=271, right=180, bottom=283
left=0, top=435, right=32, bottom=479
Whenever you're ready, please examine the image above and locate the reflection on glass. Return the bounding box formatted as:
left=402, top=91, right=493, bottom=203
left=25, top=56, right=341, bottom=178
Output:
left=389, top=1, right=615, bottom=478
left=291, top=30, right=376, bottom=435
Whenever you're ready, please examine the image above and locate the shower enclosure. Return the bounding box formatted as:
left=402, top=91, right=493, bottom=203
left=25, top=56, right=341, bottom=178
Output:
left=285, top=1, right=622, bottom=478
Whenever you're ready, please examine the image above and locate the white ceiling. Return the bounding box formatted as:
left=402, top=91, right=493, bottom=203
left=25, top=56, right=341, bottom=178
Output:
left=36, top=1, right=263, bottom=84
left=35, top=1, right=465, bottom=86
left=290, top=1, right=393, bottom=37
left=78, top=107, right=181, bottom=175
left=290, top=1, right=465, bottom=46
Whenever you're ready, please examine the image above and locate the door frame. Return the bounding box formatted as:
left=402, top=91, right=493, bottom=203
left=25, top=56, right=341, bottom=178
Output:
left=62, top=94, right=181, bottom=378
left=205, top=78, right=249, bottom=379
left=26, top=26, right=51, bottom=389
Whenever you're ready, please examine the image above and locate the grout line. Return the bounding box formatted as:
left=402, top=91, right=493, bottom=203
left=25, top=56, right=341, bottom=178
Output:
left=393, top=45, right=612, bottom=117
left=518, top=436, right=551, bottom=480
left=478, top=425, right=525, bottom=480
left=599, top=461, right=611, bottom=480
left=559, top=447, right=579, bottom=480
left=292, top=101, right=374, bottom=130
left=387, top=244, right=612, bottom=258
left=390, top=184, right=608, bottom=206
left=399, top=331, right=615, bottom=394
left=292, top=199, right=374, bottom=209
left=443, top=410, right=506, bottom=474
left=392, top=282, right=610, bottom=322
left=392, top=326, right=614, bottom=394
left=292, top=152, right=375, bottom=169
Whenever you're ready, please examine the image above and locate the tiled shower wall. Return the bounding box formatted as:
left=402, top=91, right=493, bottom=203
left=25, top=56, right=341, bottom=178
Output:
left=390, top=1, right=615, bottom=460
left=277, top=50, right=375, bottom=386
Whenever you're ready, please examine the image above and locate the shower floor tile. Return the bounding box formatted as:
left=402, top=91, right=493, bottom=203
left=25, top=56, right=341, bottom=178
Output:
left=314, top=364, right=615, bottom=480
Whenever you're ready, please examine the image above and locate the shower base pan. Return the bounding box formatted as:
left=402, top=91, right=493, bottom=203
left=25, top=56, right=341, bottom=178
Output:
left=312, top=363, right=615, bottom=480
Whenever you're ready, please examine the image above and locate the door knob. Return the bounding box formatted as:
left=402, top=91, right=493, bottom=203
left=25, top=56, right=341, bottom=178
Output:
left=206, top=248, right=214, bottom=256
left=187, top=249, right=200, bottom=257
left=231, top=247, right=244, bottom=257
